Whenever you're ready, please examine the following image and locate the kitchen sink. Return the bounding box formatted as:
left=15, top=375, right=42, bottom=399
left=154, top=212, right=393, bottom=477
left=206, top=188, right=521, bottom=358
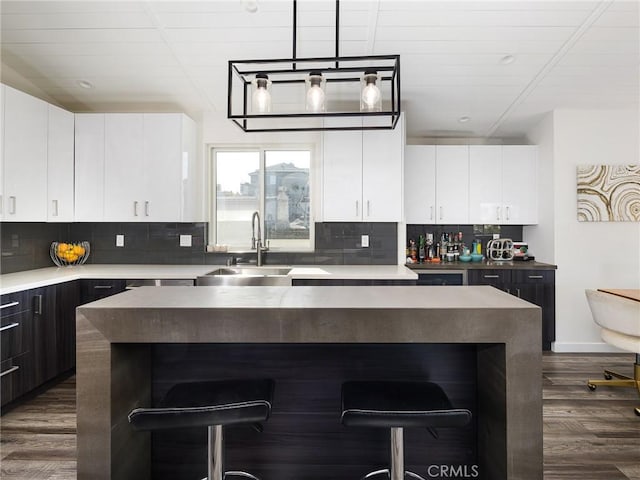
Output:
left=195, top=266, right=292, bottom=286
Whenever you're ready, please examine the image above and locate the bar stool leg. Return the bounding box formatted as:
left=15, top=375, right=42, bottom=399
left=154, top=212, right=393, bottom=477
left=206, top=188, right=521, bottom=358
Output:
left=390, top=427, right=404, bottom=480
left=208, top=425, right=224, bottom=480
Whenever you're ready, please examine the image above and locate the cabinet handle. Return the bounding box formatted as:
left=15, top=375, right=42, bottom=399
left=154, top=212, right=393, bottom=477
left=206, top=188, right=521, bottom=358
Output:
left=93, top=285, right=113, bottom=290
left=0, top=301, right=19, bottom=310
left=430, top=206, right=434, bottom=220
left=506, top=206, right=510, bottom=220
left=439, top=206, right=443, bottom=220
left=355, top=201, right=359, bottom=217
left=483, top=274, right=499, bottom=279
left=0, top=366, right=19, bottom=378
left=52, top=199, right=59, bottom=217
left=33, top=295, right=43, bottom=315
left=9, top=196, right=16, bottom=214
left=145, top=201, right=150, bottom=217
left=133, top=201, right=139, bottom=217
left=0, top=194, right=3, bottom=215
left=0, top=322, right=19, bottom=333
left=366, top=200, right=370, bottom=217
left=528, top=275, right=544, bottom=279
left=497, top=206, right=500, bottom=221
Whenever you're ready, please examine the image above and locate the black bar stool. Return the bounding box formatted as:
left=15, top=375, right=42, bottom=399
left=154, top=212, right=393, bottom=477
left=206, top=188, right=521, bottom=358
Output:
left=341, top=381, right=472, bottom=480
left=128, top=379, right=274, bottom=480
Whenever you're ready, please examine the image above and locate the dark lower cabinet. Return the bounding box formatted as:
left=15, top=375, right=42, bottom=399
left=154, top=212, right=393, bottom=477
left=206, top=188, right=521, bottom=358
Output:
left=1, top=290, right=36, bottom=406
left=80, top=279, right=127, bottom=304
left=292, top=279, right=416, bottom=286
left=467, top=268, right=556, bottom=350
left=56, top=281, right=80, bottom=374
left=1, top=278, right=126, bottom=408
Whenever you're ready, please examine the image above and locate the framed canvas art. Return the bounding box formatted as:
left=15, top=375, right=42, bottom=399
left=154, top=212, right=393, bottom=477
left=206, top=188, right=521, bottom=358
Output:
left=577, top=165, right=640, bottom=222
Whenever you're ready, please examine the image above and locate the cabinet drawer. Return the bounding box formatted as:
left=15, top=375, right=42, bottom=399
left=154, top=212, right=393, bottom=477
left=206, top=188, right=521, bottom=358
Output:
left=1, top=352, right=34, bottom=407
left=0, top=295, right=29, bottom=319
left=1, top=313, right=31, bottom=362
left=80, top=279, right=127, bottom=304
left=467, top=269, right=511, bottom=286
left=511, top=270, right=554, bottom=284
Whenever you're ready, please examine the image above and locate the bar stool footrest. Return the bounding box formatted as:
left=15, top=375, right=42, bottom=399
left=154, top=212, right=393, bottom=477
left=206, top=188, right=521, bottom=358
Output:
left=361, top=469, right=426, bottom=480
left=200, top=471, right=261, bottom=480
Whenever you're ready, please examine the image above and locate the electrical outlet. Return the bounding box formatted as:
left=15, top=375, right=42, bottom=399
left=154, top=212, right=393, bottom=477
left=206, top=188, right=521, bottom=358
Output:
left=116, top=234, right=125, bottom=247
left=493, top=233, right=500, bottom=239
left=361, top=234, right=369, bottom=248
left=180, top=235, right=192, bottom=247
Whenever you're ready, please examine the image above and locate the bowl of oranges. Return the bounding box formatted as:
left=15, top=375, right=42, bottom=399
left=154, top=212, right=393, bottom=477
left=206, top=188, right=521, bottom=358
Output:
left=50, top=241, right=90, bottom=266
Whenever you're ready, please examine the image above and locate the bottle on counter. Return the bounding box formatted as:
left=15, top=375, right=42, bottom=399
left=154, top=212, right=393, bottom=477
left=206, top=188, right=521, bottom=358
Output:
left=409, top=239, right=417, bottom=263
left=418, top=235, right=426, bottom=263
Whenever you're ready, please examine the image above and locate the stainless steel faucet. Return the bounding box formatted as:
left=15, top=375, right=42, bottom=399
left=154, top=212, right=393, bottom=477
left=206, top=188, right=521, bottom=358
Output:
left=251, top=211, right=268, bottom=266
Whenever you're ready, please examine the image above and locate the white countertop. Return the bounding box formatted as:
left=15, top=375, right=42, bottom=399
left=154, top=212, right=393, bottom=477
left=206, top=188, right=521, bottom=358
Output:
left=0, top=264, right=417, bottom=294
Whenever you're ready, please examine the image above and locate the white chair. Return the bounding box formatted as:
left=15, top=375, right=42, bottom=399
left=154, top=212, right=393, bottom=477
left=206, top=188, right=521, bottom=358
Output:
left=585, top=289, right=640, bottom=416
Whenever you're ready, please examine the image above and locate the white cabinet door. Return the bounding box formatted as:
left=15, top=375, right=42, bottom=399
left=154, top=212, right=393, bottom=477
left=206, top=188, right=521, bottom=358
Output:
left=435, top=146, right=469, bottom=224
left=75, top=114, right=105, bottom=221
left=104, top=114, right=144, bottom=221
left=2, top=86, right=48, bottom=221
left=469, top=146, right=502, bottom=224
left=404, top=145, right=436, bottom=224
left=322, top=129, right=362, bottom=221
left=179, top=115, right=200, bottom=222
left=47, top=105, right=74, bottom=222
left=362, top=119, right=403, bottom=222
left=143, top=114, right=182, bottom=222
left=502, top=145, right=538, bottom=224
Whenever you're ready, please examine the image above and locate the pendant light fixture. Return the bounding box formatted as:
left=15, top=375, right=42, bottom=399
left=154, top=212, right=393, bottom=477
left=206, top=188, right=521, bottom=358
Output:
left=305, top=71, right=326, bottom=112
left=361, top=70, right=381, bottom=112
left=251, top=73, right=271, bottom=113
left=228, top=0, right=400, bottom=132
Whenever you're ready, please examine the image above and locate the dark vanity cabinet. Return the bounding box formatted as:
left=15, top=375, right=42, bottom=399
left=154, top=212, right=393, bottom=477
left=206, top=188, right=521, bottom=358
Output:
left=468, top=268, right=555, bottom=350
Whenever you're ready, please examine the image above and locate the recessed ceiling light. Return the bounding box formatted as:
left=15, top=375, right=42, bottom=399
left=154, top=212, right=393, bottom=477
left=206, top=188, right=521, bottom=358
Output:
left=458, top=116, right=470, bottom=123
left=500, top=55, right=516, bottom=65
left=241, top=0, right=258, bottom=13
left=77, top=80, right=93, bottom=89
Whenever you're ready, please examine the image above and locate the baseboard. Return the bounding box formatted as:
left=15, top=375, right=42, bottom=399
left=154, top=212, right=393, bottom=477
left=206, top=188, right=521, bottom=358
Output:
left=552, top=342, right=626, bottom=353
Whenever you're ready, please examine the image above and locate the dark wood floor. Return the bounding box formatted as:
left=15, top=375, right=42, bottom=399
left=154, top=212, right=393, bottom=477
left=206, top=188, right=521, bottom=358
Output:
left=1, top=353, right=639, bottom=480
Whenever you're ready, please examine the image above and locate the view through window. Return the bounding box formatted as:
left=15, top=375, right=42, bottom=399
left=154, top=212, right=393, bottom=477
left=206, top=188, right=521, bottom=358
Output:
left=213, top=148, right=312, bottom=250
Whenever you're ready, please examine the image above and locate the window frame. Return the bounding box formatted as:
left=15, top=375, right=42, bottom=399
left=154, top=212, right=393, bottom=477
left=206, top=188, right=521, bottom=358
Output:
left=208, top=144, right=315, bottom=252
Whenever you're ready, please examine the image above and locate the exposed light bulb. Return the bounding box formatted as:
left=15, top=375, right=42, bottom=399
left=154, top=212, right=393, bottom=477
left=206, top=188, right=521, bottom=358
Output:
left=360, top=71, right=381, bottom=112
left=306, top=72, right=325, bottom=112
left=251, top=74, right=271, bottom=113
left=362, top=83, right=381, bottom=109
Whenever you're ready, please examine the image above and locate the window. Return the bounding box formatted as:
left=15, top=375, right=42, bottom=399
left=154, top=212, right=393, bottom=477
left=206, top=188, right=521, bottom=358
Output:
left=210, top=147, right=312, bottom=251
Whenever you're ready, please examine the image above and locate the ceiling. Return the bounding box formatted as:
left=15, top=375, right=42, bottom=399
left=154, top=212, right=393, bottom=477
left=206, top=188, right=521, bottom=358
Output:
left=1, top=0, right=638, bottom=139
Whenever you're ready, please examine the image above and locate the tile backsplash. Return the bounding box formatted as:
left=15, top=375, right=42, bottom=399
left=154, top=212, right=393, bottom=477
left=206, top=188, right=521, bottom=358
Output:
left=0, top=222, right=398, bottom=274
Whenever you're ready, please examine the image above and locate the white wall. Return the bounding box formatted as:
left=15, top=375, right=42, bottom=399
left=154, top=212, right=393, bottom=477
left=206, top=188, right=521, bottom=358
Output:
left=525, top=109, right=640, bottom=352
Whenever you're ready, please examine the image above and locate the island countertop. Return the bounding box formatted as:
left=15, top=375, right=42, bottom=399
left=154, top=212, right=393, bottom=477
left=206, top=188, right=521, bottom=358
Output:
left=76, top=285, right=542, bottom=480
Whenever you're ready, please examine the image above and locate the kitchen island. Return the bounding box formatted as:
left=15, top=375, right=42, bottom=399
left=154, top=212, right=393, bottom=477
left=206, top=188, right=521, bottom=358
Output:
left=76, top=285, right=542, bottom=480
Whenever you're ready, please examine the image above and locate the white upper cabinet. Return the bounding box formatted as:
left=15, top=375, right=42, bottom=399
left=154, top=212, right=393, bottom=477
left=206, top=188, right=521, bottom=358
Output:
left=75, top=114, right=105, bottom=222
left=435, top=146, right=469, bottom=224
left=404, top=145, right=436, bottom=224
left=469, top=146, right=503, bottom=224
left=0, top=85, right=4, bottom=221
left=2, top=85, right=48, bottom=222
left=468, top=145, right=538, bottom=225
left=322, top=115, right=403, bottom=222
left=502, top=145, right=538, bottom=224
left=104, top=114, right=145, bottom=221
left=47, top=105, right=75, bottom=222
left=77, top=113, right=198, bottom=222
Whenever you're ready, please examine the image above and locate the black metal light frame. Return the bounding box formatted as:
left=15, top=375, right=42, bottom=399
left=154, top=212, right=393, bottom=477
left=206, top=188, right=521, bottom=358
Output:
left=227, top=1, right=401, bottom=132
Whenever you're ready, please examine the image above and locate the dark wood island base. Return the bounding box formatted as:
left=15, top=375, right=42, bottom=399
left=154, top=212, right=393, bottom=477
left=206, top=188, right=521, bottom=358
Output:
left=76, top=285, right=542, bottom=480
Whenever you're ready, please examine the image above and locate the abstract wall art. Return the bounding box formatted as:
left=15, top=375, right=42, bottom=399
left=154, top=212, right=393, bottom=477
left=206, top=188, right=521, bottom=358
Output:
left=577, top=164, right=640, bottom=222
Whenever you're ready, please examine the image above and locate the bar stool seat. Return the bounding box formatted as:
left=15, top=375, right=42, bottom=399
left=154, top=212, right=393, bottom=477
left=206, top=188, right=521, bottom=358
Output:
left=129, top=379, right=274, bottom=480
left=341, top=381, right=471, bottom=480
